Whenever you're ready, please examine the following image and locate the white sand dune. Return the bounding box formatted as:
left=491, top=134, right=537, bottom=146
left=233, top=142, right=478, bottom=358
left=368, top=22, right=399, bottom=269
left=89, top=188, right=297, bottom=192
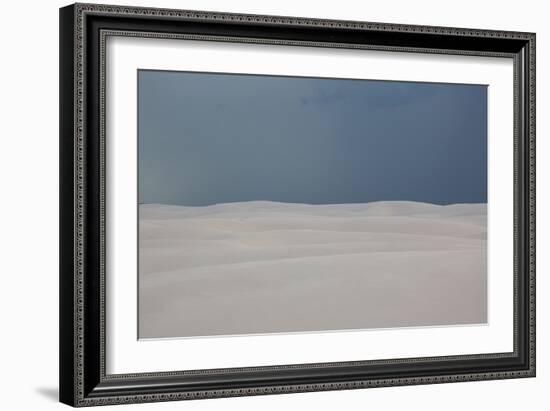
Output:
left=138, top=201, right=487, bottom=338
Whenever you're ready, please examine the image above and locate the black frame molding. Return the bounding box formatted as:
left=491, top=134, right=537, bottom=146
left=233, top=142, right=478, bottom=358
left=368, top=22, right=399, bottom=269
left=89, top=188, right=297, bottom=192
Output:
left=60, top=3, right=535, bottom=407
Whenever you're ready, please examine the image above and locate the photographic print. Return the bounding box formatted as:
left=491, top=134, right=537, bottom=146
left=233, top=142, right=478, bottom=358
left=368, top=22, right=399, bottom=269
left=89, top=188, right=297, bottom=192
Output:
left=137, top=70, right=488, bottom=339
left=60, top=4, right=535, bottom=405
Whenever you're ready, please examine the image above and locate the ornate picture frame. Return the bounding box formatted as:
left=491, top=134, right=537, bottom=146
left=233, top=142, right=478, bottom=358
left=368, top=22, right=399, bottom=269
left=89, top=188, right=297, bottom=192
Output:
left=59, top=3, right=535, bottom=406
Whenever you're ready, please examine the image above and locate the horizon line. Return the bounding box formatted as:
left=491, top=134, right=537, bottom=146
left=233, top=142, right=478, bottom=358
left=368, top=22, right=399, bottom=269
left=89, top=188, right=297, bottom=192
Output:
left=138, top=199, right=488, bottom=208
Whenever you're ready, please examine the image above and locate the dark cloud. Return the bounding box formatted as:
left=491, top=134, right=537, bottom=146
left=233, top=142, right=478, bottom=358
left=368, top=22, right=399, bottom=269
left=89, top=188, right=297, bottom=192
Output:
left=138, top=70, right=487, bottom=206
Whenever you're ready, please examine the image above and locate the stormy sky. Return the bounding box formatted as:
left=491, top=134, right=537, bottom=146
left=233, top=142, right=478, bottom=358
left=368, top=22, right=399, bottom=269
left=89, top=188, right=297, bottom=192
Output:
left=138, top=70, right=487, bottom=206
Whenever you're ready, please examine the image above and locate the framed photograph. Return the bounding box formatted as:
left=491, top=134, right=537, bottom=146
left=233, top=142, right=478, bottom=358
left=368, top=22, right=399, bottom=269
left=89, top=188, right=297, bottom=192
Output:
left=59, top=3, right=536, bottom=406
